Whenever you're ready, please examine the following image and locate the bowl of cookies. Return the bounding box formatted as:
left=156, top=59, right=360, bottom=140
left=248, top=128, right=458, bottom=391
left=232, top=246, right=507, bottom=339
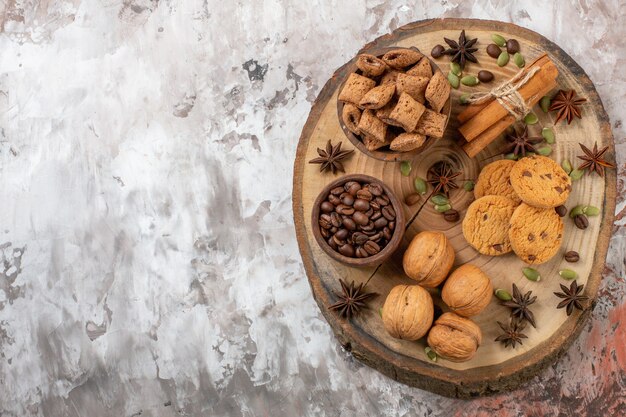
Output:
left=337, top=47, right=452, bottom=162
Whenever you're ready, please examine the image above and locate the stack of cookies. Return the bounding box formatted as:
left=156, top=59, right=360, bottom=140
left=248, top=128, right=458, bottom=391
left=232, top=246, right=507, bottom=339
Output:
left=462, top=155, right=571, bottom=264
left=338, top=49, right=450, bottom=153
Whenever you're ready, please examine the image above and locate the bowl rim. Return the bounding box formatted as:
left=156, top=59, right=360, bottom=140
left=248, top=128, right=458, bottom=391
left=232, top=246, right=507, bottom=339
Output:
left=336, top=46, right=452, bottom=162
left=310, top=174, right=406, bottom=267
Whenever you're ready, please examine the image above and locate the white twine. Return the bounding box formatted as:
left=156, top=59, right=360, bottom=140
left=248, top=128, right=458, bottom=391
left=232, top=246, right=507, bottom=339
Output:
left=465, top=66, right=541, bottom=120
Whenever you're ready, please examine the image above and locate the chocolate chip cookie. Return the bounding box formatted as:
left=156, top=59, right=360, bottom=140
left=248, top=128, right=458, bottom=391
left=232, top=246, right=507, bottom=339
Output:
left=509, top=203, right=564, bottom=264
left=474, top=159, right=521, bottom=204
left=462, top=195, right=517, bottom=256
left=509, top=155, right=571, bottom=208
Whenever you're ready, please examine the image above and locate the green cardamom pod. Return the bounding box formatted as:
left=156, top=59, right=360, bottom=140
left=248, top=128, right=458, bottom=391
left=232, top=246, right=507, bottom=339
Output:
left=447, top=71, right=460, bottom=89
left=569, top=205, right=585, bottom=218
left=542, top=127, right=555, bottom=144
left=513, top=52, right=525, bottom=68
left=459, top=93, right=471, bottom=104
left=463, top=181, right=475, bottom=191
left=450, top=62, right=462, bottom=76
left=570, top=169, right=584, bottom=181
left=583, top=206, right=600, bottom=216
left=414, top=177, right=427, bottom=195
left=494, top=289, right=512, bottom=301
left=435, top=203, right=452, bottom=213
left=522, top=267, right=541, bottom=282
left=430, top=194, right=449, bottom=205
left=504, top=153, right=518, bottom=160
left=524, top=112, right=538, bottom=125
left=561, top=159, right=573, bottom=174
left=540, top=96, right=551, bottom=113
left=425, top=347, right=438, bottom=362
left=497, top=51, right=509, bottom=67
left=559, top=269, right=578, bottom=280
left=491, top=34, right=507, bottom=47
left=461, top=75, right=479, bottom=86
left=400, top=161, right=411, bottom=177
left=537, top=145, right=552, bottom=156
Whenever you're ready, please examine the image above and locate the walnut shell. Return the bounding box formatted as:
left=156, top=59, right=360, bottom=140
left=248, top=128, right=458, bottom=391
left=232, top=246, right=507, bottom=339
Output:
left=402, top=231, right=455, bottom=287
left=382, top=285, right=434, bottom=341
left=441, top=264, right=493, bottom=317
left=427, top=312, right=482, bottom=362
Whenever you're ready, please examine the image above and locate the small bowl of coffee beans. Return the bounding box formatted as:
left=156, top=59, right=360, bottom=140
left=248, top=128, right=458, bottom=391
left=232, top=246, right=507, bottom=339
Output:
left=311, top=174, right=405, bottom=267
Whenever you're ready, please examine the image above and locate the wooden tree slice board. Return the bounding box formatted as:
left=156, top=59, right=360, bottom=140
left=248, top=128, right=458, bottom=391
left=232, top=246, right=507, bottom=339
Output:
left=292, top=18, right=616, bottom=397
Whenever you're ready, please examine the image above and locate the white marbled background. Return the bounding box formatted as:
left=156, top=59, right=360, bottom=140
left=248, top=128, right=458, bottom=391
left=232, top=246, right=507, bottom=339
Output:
left=0, top=1, right=624, bottom=416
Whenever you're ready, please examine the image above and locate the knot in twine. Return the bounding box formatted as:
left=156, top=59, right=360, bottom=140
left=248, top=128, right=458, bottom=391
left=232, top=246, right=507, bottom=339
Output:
left=465, top=66, right=540, bottom=120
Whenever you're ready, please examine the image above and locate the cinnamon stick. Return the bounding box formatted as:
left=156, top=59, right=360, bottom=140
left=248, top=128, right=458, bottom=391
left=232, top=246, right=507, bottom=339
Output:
left=459, top=57, right=558, bottom=142
left=462, top=77, right=558, bottom=157
left=457, top=54, right=550, bottom=124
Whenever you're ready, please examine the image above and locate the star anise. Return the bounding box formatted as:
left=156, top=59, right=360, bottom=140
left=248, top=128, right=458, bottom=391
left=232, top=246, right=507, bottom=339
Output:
left=503, top=125, right=542, bottom=157
left=577, top=142, right=615, bottom=177
left=309, top=139, right=354, bottom=174
left=501, top=283, right=537, bottom=328
left=554, top=280, right=589, bottom=316
left=427, top=162, right=461, bottom=195
left=328, top=279, right=376, bottom=319
left=548, top=89, right=587, bottom=125
left=443, top=29, right=478, bottom=69
left=495, top=319, right=528, bottom=348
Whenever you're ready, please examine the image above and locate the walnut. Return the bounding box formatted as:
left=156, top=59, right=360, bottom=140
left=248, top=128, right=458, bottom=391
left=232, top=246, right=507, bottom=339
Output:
left=427, top=312, right=482, bottom=362
left=402, top=231, right=455, bottom=287
left=441, top=264, right=493, bottom=317
left=382, top=284, right=434, bottom=341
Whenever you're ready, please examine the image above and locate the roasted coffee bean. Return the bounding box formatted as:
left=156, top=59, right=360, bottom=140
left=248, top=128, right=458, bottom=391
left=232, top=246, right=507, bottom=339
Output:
left=338, top=243, right=355, bottom=257
left=335, top=228, right=349, bottom=240
left=382, top=206, right=396, bottom=221
left=330, top=212, right=342, bottom=228
left=346, top=182, right=361, bottom=196
left=360, top=221, right=375, bottom=232
left=555, top=205, right=567, bottom=217
left=443, top=209, right=460, bottom=223
left=353, top=211, right=369, bottom=226
left=356, top=189, right=373, bottom=201
left=370, top=200, right=381, bottom=211
left=327, top=236, right=338, bottom=250
left=364, top=208, right=374, bottom=218
left=364, top=241, right=381, bottom=255
left=341, top=194, right=354, bottom=206
left=333, top=235, right=346, bottom=246
left=564, top=251, right=580, bottom=263
left=336, top=204, right=355, bottom=215
left=328, top=194, right=341, bottom=206
left=368, top=232, right=382, bottom=242
left=353, top=198, right=370, bottom=212
left=574, top=214, right=589, bottom=229
left=388, top=221, right=395, bottom=231
left=331, top=186, right=344, bottom=196
left=320, top=201, right=334, bottom=213
left=330, top=226, right=338, bottom=234
left=431, top=44, right=445, bottom=58
left=477, top=70, right=494, bottom=83
left=369, top=183, right=383, bottom=196
left=376, top=195, right=390, bottom=206
left=356, top=246, right=369, bottom=258
left=362, top=229, right=377, bottom=236
left=383, top=227, right=392, bottom=241
left=342, top=217, right=356, bottom=231
left=486, top=43, right=501, bottom=58
left=374, top=217, right=388, bottom=229
left=319, top=214, right=332, bottom=229
left=405, top=193, right=421, bottom=206
left=321, top=227, right=331, bottom=239
left=371, top=211, right=382, bottom=221
left=506, top=38, right=520, bottom=54
left=353, top=233, right=369, bottom=245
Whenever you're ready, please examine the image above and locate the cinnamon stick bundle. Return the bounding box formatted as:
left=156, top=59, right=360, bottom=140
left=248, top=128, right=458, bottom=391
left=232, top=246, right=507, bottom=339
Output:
left=458, top=54, right=559, bottom=157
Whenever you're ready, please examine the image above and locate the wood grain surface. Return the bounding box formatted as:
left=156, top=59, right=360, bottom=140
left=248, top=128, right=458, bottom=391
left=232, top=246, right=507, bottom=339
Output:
left=292, top=18, right=616, bottom=397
